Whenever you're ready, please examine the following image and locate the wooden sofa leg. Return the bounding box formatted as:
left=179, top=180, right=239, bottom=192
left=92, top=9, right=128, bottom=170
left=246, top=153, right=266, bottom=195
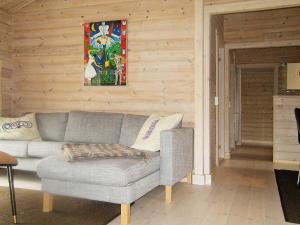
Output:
left=165, top=185, right=172, bottom=204
left=43, top=193, right=54, bottom=213
left=121, top=204, right=130, bottom=225
left=187, top=172, right=193, bottom=184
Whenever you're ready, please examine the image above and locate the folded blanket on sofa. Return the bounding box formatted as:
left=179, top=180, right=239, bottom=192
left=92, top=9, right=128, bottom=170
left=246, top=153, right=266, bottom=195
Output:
left=63, top=143, right=147, bottom=162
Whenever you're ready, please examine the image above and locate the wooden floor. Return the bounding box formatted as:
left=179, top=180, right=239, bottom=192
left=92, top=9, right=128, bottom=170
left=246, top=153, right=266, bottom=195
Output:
left=0, top=146, right=298, bottom=225
left=109, top=145, right=298, bottom=225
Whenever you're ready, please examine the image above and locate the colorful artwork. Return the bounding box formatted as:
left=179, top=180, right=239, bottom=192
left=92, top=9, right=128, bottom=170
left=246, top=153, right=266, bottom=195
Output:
left=84, top=20, right=127, bottom=86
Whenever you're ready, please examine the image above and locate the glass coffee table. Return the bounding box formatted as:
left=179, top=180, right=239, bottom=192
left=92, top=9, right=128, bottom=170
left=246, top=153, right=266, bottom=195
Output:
left=0, top=151, right=18, bottom=224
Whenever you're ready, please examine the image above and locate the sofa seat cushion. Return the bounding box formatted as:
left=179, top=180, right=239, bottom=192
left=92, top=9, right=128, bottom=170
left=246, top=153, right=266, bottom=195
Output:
left=37, top=151, right=160, bottom=187
left=28, top=141, right=65, bottom=158
left=64, top=111, right=123, bottom=144
left=0, top=140, right=29, bottom=157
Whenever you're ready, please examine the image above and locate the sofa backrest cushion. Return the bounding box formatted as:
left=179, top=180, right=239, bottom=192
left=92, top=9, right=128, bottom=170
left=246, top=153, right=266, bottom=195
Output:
left=64, top=111, right=123, bottom=144
left=119, top=114, right=148, bottom=146
left=131, top=113, right=184, bottom=151
left=36, top=113, right=69, bottom=141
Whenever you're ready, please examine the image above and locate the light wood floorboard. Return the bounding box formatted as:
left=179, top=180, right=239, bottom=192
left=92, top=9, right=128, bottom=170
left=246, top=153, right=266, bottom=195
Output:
left=109, top=145, right=298, bottom=225
left=0, top=146, right=297, bottom=225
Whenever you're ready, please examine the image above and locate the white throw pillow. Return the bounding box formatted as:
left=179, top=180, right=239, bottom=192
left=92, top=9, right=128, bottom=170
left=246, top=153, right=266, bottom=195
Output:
left=0, top=113, right=41, bottom=141
left=131, top=113, right=183, bottom=152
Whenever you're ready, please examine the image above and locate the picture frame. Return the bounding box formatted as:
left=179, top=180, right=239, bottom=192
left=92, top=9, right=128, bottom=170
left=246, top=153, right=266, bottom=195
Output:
left=84, top=19, right=127, bottom=86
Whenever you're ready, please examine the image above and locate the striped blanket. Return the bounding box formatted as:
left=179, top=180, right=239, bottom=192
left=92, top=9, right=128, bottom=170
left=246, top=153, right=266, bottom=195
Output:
left=63, top=143, right=147, bottom=162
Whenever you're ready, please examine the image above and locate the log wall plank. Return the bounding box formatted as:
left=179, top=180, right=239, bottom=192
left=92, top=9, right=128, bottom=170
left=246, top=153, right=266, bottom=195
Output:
left=224, top=7, right=300, bottom=44
left=204, top=0, right=256, bottom=5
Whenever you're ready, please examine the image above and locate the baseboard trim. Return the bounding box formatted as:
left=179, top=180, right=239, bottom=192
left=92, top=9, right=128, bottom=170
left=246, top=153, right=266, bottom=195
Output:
left=192, top=174, right=211, bottom=185
left=224, top=152, right=231, bottom=159
left=273, top=160, right=300, bottom=165
left=181, top=177, right=188, bottom=183
left=205, top=174, right=212, bottom=185
left=242, top=140, right=273, bottom=147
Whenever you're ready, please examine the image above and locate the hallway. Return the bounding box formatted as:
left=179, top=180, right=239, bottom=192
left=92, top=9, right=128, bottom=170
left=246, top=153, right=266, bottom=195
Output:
left=230, top=145, right=273, bottom=161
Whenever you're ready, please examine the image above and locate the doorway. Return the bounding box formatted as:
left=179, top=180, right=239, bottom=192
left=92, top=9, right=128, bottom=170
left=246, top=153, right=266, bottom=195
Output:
left=228, top=46, right=300, bottom=161
left=231, top=63, right=278, bottom=161
left=239, top=66, right=275, bottom=147
left=203, top=4, right=300, bottom=174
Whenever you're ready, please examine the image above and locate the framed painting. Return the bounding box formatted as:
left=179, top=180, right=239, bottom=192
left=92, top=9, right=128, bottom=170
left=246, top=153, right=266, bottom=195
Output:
left=84, top=19, right=127, bottom=86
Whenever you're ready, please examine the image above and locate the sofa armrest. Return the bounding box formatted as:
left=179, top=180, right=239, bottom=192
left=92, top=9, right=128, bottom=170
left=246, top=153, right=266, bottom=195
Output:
left=160, top=128, right=194, bottom=186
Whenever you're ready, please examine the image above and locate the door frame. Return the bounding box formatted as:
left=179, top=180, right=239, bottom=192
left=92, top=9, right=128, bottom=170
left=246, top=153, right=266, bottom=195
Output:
left=0, top=60, right=2, bottom=116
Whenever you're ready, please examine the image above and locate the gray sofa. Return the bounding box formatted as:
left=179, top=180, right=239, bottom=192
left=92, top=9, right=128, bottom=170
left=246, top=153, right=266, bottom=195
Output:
left=0, top=112, right=69, bottom=171
left=1, top=111, right=194, bottom=225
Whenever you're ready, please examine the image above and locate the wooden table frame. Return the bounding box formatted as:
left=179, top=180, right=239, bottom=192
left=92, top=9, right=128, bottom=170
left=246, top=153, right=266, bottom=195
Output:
left=0, top=151, right=18, bottom=224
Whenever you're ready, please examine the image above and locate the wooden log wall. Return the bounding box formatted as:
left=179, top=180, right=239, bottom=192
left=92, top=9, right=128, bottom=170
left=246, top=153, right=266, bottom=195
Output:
left=224, top=7, right=300, bottom=44
left=241, top=68, right=274, bottom=146
left=11, top=0, right=195, bottom=125
left=233, top=46, right=300, bottom=94
left=210, top=15, right=224, bottom=167
left=234, top=47, right=300, bottom=65
left=0, top=9, right=12, bottom=116
left=274, top=96, right=300, bottom=162
left=204, top=0, right=255, bottom=5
